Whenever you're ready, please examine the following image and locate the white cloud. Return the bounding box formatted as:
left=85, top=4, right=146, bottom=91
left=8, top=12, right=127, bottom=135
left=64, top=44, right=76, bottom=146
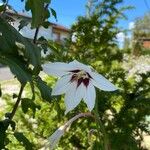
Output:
left=129, top=22, right=135, bottom=30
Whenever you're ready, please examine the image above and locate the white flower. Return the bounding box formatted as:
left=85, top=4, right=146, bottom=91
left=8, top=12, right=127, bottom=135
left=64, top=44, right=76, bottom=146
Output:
left=43, top=113, right=93, bottom=150
left=43, top=60, right=117, bottom=114
left=45, top=125, right=66, bottom=150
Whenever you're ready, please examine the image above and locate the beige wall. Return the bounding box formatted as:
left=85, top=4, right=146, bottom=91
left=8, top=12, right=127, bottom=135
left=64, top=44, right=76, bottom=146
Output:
left=52, top=30, right=69, bottom=42
left=143, top=40, right=150, bottom=48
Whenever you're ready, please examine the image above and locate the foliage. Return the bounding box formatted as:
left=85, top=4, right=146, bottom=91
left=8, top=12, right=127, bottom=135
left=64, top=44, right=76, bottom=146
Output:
left=43, top=1, right=150, bottom=149
left=132, top=12, right=150, bottom=55
left=0, top=0, right=150, bottom=150
left=133, top=12, right=150, bottom=39
left=0, top=0, right=53, bottom=149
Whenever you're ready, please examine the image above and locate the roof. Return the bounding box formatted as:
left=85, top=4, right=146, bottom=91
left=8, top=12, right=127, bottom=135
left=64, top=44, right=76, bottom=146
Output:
left=5, top=9, right=70, bottom=33
left=5, top=9, right=31, bottom=19
left=51, top=23, right=70, bottom=32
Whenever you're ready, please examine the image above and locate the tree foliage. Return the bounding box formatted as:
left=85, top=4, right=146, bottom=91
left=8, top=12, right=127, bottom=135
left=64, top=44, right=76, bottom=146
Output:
left=0, top=0, right=150, bottom=150
left=133, top=12, right=150, bottom=39
left=132, top=12, right=150, bottom=55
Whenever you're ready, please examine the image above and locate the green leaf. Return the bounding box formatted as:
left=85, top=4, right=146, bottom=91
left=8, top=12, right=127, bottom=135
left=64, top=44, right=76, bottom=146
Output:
left=14, top=132, right=34, bottom=150
left=50, top=8, right=57, bottom=21
left=5, top=113, right=11, bottom=119
left=92, top=140, right=103, bottom=150
left=42, top=21, right=50, bottom=29
left=38, top=36, right=48, bottom=53
left=12, top=93, right=18, bottom=99
left=9, top=121, right=16, bottom=131
left=0, top=56, right=32, bottom=84
left=0, top=5, right=5, bottom=12
left=0, top=17, right=41, bottom=68
left=0, top=121, right=7, bottom=149
left=21, top=98, right=41, bottom=114
left=0, top=119, right=15, bottom=148
left=25, top=0, right=50, bottom=28
left=18, top=19, right=29, bottom=31
left=36, top=77, right=52, bottom=102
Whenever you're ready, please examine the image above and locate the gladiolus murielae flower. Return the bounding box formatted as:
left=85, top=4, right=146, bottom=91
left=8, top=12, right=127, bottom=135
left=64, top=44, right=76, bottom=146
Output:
left=43, top=113, right=93, bottom=150
left=43, top=60, right=117, bottom=114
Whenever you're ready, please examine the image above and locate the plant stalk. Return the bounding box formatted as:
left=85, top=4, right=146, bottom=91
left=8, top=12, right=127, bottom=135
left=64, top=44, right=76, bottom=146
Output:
left=94, top=96, right=110, bottom=150
left=10, top=84, right=25, bottom=120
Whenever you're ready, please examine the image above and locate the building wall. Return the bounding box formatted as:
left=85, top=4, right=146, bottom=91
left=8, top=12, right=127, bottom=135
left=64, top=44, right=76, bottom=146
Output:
left=52, top=27, right=70, bottom=43
left=10, top=16, right=53, bottom=40
left=9, top=14, right=70, bottom=44
left=60, top=32, right=69, bottom=41
left=52, top=31, right=69, bottom=42
left=143, top=40, right=150, bottom=48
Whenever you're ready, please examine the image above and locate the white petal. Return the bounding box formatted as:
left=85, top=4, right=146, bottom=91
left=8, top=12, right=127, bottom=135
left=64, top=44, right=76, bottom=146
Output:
left=84, top=82, right=96, bottom=111
left=42, top=62, right=74, bottom=77
left=91, top=72, right=117, bottom=91
left=69, top=60, right=92, bottom=73
left=64, top=82, right=85, bottom=114
left=52, top=75, right=72, bottom=95
left=76, top=83, right=86, bottom=102
left=46, top=125, right=65, bottom=150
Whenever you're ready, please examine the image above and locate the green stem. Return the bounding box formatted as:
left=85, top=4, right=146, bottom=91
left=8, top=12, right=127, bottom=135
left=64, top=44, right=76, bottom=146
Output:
left=94, top=96, right=110, bottom=150
left=2, top=84, right=25, bottom=135
left=10, top=84, right=25, bottom=120
left=94, top=98, right=102, bottom=142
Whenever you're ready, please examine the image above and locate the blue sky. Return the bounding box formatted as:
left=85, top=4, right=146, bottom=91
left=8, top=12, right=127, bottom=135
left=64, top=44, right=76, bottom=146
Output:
left=50, top=0, right=150, bottom=30
left=2, top=0, right=150, bottom=29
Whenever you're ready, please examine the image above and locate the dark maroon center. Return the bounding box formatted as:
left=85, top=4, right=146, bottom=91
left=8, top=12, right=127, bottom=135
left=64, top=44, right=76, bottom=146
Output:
left=70, top=70, right=91, bottom=87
